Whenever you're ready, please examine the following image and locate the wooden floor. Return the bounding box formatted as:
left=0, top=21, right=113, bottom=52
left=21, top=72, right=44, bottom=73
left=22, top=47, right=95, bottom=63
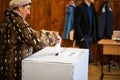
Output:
left=88, top=63, right=120, bottom=80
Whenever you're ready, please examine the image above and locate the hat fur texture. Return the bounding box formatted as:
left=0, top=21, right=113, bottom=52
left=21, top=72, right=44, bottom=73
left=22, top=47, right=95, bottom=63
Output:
left=9, top=0, right=31, bottom=9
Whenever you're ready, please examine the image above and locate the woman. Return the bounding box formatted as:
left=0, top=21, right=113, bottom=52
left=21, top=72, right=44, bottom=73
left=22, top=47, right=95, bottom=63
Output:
left=0, top=0, right=61, bottom=80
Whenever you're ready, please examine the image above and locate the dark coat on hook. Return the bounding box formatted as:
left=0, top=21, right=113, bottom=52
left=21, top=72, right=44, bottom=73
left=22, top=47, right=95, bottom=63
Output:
left=98, top=1, right=114, bottom=39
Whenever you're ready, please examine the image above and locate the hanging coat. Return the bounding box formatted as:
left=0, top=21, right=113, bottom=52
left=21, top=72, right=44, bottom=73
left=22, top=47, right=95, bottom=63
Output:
left=98, top=2, right=114, bottom=39
left=62, top=4, right=75, bottom=39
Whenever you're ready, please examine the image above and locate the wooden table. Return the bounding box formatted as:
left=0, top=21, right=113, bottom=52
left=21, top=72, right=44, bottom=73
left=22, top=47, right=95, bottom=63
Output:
left=98, top=39, right=120, bottom=80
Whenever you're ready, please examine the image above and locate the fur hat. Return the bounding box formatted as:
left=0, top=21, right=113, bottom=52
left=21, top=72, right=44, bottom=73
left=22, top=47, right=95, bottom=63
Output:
left=9, top=0, right=31, bottom=9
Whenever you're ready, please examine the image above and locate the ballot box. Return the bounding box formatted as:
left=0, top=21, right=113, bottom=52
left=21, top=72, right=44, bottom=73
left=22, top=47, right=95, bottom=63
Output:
left=22, top=47, right=89, bottom=80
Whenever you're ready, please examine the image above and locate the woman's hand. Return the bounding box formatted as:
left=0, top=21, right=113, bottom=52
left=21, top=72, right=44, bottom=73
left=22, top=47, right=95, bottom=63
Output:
left=56, top=36, right=62, bottom=44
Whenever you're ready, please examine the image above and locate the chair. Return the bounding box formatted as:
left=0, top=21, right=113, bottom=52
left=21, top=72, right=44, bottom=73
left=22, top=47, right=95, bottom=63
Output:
left=69, top=30, right=76, bottom=47
left=112, top=30, right=120, bottom=41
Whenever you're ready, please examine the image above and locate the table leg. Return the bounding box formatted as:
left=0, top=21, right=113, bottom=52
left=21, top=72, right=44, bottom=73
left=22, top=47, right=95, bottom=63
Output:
left=100, top=57, right=104, bottom=80
left=108, top=55, right=111, bottom=72
left=99, top=44, right=104, bottom=80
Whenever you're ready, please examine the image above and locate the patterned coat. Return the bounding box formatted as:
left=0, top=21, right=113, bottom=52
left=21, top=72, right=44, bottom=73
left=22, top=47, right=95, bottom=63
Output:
left=0, top=9, right=58, bottom=80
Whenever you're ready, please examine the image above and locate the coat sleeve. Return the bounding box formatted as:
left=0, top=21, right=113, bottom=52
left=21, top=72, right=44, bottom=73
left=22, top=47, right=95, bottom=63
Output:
left=73, top=6, right=84, bottom=42
left=11, top=16, right=50, bottom=51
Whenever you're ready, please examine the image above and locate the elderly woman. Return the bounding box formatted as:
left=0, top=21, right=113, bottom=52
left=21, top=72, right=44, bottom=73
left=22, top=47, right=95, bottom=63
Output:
left=0, top=0, right=61, bottom=80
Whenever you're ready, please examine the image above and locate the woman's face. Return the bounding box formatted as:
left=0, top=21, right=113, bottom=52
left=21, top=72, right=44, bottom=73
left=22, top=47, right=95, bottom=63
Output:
left=19, top=4, right=31, bottom=19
